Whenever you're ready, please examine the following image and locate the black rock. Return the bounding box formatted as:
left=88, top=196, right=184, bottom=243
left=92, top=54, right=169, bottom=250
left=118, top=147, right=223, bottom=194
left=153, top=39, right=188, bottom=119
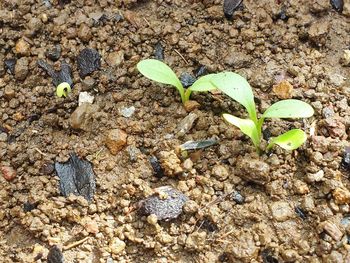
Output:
left=37, top=60, right=73, bottom=87
left=231, top=190, right=245, bottom=204
left=180, top=72, right=196, bottom=88
left=341, top=147, right=350, bottom=172
left=139, top=186, right=188, bottom=221
left=154, top=42, right=164, bottom=60
left=194, top=65, right=207, bottom=78
left=262, top=128, right=272, bottom=141
left=277, top=8, right=288, bottom=21
left=46, top=45, right=61, bottom=61
left=331, top=0, right=344, bottom=13
left=179, top=139, right=218, bottom=151
left=4, top=58, right=16, bottom=75
left=23, top=202, right=38, bottom=212
left=55, top=153, right=96, bottom=201
left=47, top=246, right=64, bottom=263
left=149, top=156, right=164, bottom=178
left=295, top=206, right=307, bottom=220
left=223, top=0, right=243, bottom=20
left=77, top=48, right=101, bottom=78
left=261, top=249, right=279, bottom=263
left=58, top=0, right=71, bottom=6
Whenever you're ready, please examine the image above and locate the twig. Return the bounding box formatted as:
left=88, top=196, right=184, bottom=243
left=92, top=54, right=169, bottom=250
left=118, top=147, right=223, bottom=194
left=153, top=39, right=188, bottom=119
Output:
left=34, top=147, right=48, bottom=157
left=174, top=49, right=189, bottom=65
left=63, top=237, right=89, bottom=251
left=142, top=17, right=151, bottom=27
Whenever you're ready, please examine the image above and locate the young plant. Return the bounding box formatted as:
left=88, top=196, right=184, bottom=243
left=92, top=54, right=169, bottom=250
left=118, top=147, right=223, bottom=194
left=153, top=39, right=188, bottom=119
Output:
left=56, top=82, right=72, bottom=98
left=137, top=59, right=214, bottom=104
left=189, top=72, right=314, bottom=152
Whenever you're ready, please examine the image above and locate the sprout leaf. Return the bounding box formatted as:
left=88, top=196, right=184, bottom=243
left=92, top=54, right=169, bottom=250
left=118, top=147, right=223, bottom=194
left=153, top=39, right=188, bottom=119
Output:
left=267, top=129, right=307, bottom=151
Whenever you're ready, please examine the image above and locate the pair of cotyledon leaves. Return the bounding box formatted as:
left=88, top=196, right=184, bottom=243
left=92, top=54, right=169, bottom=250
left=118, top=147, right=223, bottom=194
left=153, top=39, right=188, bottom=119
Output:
left=137, top=59, right=314, bottom=151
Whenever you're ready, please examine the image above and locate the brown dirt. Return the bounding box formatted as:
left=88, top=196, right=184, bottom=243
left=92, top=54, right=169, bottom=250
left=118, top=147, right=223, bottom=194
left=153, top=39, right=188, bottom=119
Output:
left=0, top=0, right=350, bottom=262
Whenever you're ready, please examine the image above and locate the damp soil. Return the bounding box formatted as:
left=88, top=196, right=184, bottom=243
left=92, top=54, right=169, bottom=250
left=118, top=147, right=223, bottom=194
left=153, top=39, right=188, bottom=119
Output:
left=0, top=0, right=350, bottom=262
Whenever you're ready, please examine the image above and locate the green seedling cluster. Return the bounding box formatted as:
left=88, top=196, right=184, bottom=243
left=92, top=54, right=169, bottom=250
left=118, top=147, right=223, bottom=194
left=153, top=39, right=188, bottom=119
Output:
left=137, top=59, right=314, bottom=152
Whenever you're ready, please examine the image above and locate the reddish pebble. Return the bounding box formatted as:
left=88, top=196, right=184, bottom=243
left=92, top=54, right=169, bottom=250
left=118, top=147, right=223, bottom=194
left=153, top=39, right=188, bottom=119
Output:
left=1, top=166, right=16, bottom=181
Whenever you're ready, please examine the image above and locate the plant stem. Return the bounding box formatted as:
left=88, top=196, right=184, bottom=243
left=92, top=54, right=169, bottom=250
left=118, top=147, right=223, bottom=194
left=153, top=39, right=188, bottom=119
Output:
left=183, top=88, right=192, bottom=103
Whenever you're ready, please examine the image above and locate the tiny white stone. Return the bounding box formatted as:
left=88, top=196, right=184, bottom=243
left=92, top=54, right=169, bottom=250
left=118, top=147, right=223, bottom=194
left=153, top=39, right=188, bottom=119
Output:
left=78, top=92, right=94, bottom=106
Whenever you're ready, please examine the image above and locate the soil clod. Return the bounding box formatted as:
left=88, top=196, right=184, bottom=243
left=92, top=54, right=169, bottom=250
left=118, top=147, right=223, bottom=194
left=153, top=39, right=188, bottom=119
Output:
left=139, top=186, right=188, bottom=221
left=77, top=48, right=101, bottom=78
left=55, top=153, right=96, bottom=201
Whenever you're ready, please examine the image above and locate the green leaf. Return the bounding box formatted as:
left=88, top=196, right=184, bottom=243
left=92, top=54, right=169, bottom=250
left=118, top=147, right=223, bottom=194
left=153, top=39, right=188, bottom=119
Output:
left=189, top=74, right=217, bottom=91
left=211, top=72, right=257, bottom=124
left=267, top=129, right=307, bottom=151
left=223, top=113, right=260, bottom=149
left=56, top=82, right=71, bottom=98
left=137, top=59, right=185, bottom=101
left=262, top=99, right=314, bottom=119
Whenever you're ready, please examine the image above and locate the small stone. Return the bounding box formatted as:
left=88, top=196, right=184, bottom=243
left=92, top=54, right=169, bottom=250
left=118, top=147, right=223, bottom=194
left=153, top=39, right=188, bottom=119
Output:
left=4, top=86, right=15, bottom=100
left=81, top=217, right=99, bottom=234
left=1, top=166, right=16, bottom=181
left=15, top=38, right=30, bottom=56
left=105, top=129, right=127, bottom=155
left=282, top=249, right=300, bottom=262
left=308, top=21, right=329, bottom=46
left=70, top=103, right=98, bottom=131
left=82, top=77, right=96, bottom=89
left=185, top=231, right=207, bottom=250
left=175, top=112, right=198, bottom=137
left=45, top=45, right=61, bottom=61
left=272, top=80, right=294, bottom=99
left=77, top=23, right=92, bottom=43
left=235, top=157, right=270, bottom=185
left=119, top=106, right=135, bottom=118
left=184, top=100, right=200, bottom=112
left=231, top=191, right=245, bottom=204
left=158, top=150, right=183, bottom=176
left=294, top=180, right=309, bottom=194
left=149, top=156, right=164, bottom=178
left=126, top=145, right=141, bottom=162
left=158, top=233, right=173, bottom=244
left=0, top=133, right=8, bottom=142
left=270, top=201, right=294, bottom=222
left=321, top=221, right=343, bottom=241
left=106, top=51, right=124, bottom=67
left=333, top=188, right=350, bottom=205
left=4, top=58, right=16, bottom=74
left=78, top=92, right=94, bottom=106
left=77, top=48, right=101, bottom=78
left=14, top=57, right=29, bottom=80
left=147, top=214, right=158, bottom=225
left=306, top=170, right=324, bottom=183
left=212, top=164, right=229, bottom=181
left=109, top=238, right=126, bottom=255
left=182, top=158, right=193, bottom=171
left=139, top=186, right=188, bottom=221
left=340, top=50, right=350, bottom=66
left=183, top=200, right=199, bottom=214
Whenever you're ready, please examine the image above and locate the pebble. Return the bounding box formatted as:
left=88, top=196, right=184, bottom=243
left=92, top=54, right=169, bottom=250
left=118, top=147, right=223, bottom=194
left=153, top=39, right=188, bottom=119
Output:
left=0, top=133, right=8, bottom=142
left=139, top=186, right=188, bottom=221
left=119, top=106, right=135, bottom=118
left=308, top=21, right=329, bottom=46
left=77, top=48, right=101, bottom=78
left=105, top=129, right=127, bottom=155
left=14, top=57, right=29, bottom=80
left=333, top=188, right=350, bottom=205
left=231, top=191, right=245, bottom=204
left=149, top=156, right=165, bottom=178
left=78, top=92, right=94, bottom=106
left=212, top=164, right=229, bottom=181
left=183, top=200, right=199, bottom=214
left=339, top=50, right=350, bottom=66
left=106, top=51, right=124, bottom=67
left=1, top=166, right=16, bottom=181
left=81, top=217, right=99, bottom=234
left=185, top=231, right=207, bottom=250
left=109, top=238, right=126, bottom=255
left=321, top=221, right=343, bottom=241
left=147, top=214, right=158, bottom=225
left=15, top=38, right=30, bottom=56
left=306, top=170, right=324, bottom=183
left=175, top=112, right=198, bottom=137
left=270, top=201, right=294, bottom=222
left=158, top=150, right=183, bottom=176
left=77, top=23, right=92, bottom=43
left=293, top=180, right=309, bottom=195
left=45, top=45, right=61, bottom=61
left=70, top=103, right=98, bottom=131
left=4, top=86, right=15, bottom=100
left=236, top=157, right=270, bottom=185
left=184, top=100, right=200, bottom=112
left=4, top=58, right=16, bottom=74
left=272, top=80, right=294, bottom=99
left=126, top=145, right=141, bottom=162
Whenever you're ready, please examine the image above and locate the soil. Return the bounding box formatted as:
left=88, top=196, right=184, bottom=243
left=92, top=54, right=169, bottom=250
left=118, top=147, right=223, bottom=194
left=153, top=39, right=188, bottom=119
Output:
left=0, top=0, right=350, bottom=262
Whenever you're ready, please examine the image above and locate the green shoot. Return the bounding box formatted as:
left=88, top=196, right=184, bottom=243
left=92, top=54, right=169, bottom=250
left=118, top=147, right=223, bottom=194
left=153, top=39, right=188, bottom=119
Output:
left=56, top=82, right=71, bottom=98
left=137, top=59, right=214, bottom=104
left=190, top=72, right=314, bottom=152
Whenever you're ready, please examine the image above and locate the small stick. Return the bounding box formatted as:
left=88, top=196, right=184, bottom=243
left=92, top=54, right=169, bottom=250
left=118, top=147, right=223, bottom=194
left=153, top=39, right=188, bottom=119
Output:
left=142, top=17, right=151, bottom=27
left=63, top=237, right=89, bottom=251
left=34, top=147, right=48, bottom=157
left=174, top=49, right=189, bottom=65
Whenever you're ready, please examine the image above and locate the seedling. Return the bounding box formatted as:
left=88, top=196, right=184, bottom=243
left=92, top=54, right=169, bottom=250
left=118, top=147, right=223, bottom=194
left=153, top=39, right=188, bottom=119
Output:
left=137, top=59, right=214, bottom=104
left=190, top=72, right=314, bottom=152
left=56, top=82, right=71, bottom=98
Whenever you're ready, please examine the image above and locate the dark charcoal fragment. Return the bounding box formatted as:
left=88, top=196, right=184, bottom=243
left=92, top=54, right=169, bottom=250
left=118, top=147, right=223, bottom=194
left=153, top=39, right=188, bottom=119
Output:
left=149, top=156, right=164, bottom=178
left=77, top=48, right=101, bottom=78
left=341, top=147, right=350, bottom=172
left=295, top=206, right=307, bottom=220
left=262, top=128, right=272, bottom=141
left=154, top=42, right=164, bottom=60
left=23, top=202, right=38, bottom=212
left=58, top=0, right=71, bottom=6
left=4, top=58, right=16, bottom=75
left=47, top=246, right=64, bottom=263
left=330, top=0, right=344, bottom=13
left=37, top=60, right=73, bottom=87
left=180, top=72, right=196, bottom=88
left=231, top=190, right=245, bottom=204
left=45, top=45, right=61, bottom=61
left=139, top=186, right=188, bottom=221
left=261, top=249, right=279, bottom=263
left=40, top=162, right=55, bottom=175
left=223, top=0, right=243, bottom=20
left=55, top=153, right=96, bottom=201
left=194, top=65, right=207, bottom=78
left=180, top=139, right=218, bottom=151
left=277, top=8, right=288, bottom=21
